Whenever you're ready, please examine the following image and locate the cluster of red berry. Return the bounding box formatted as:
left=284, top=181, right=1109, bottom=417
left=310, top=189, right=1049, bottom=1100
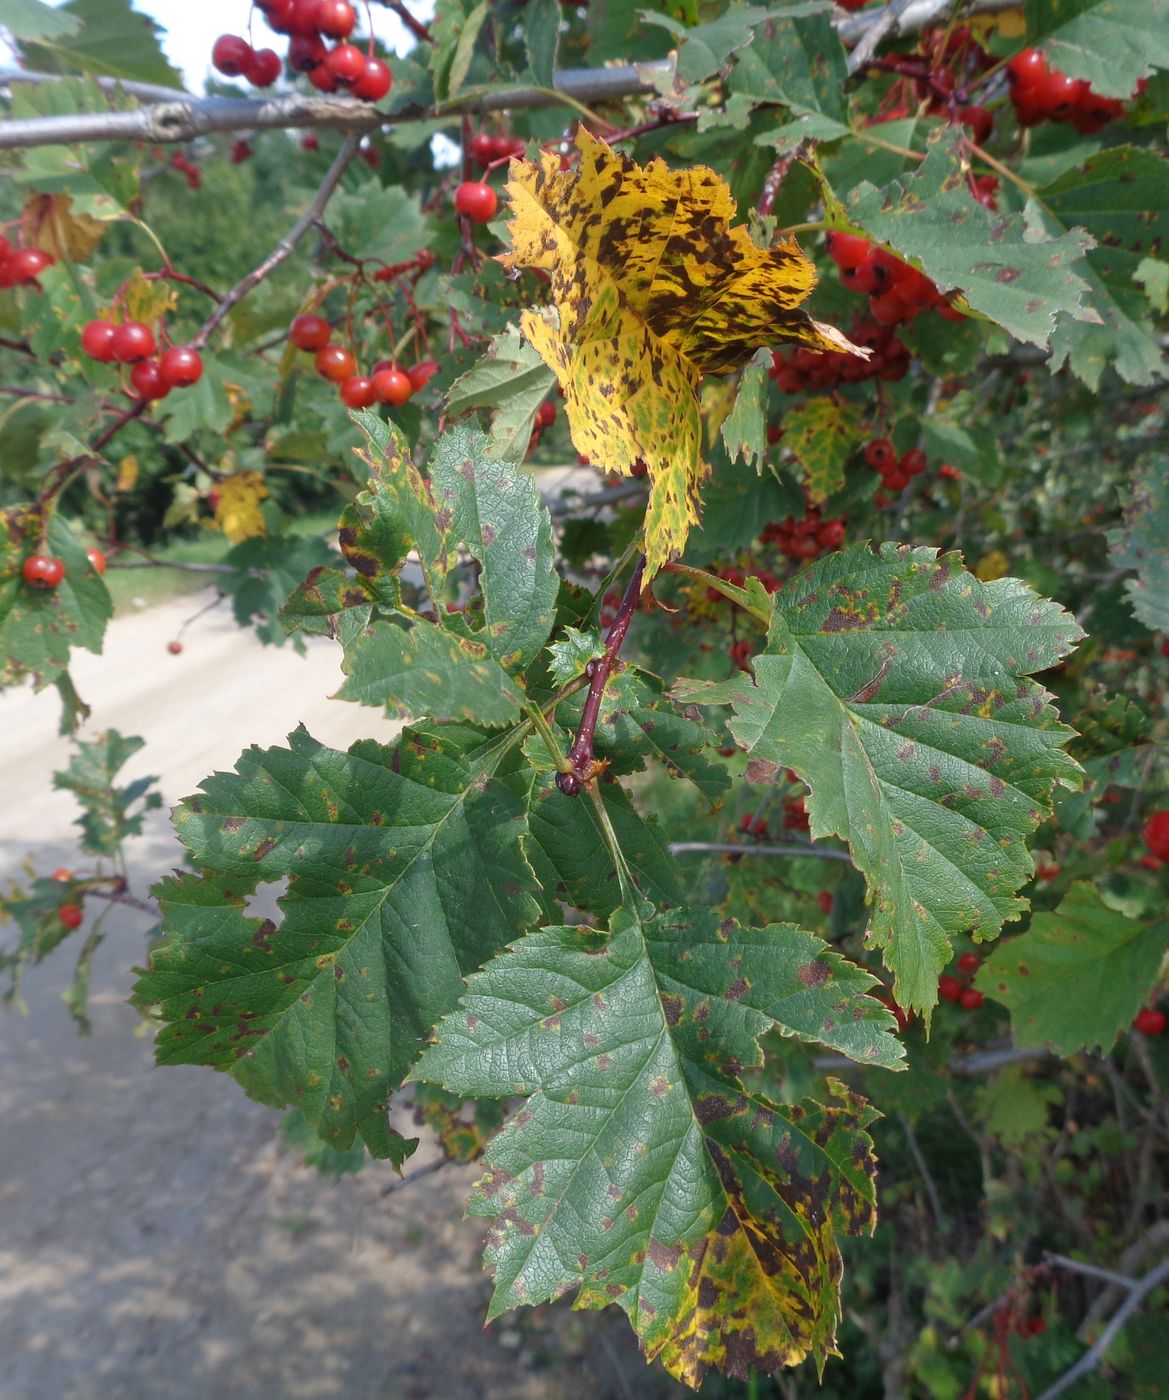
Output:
left=1008, top=49, right=1141, bottom=132
left=760, top=510, right=846, bottom=561
left=1143, top=809, right=1169, bottom=871
left=0, top=236, right=55, bottom=289
left=469, top=129, right=526, bottom=168
left=21, top=544, right=106, bottom=592
left=81, top=320, right=204, bottom=401
left=213, top=0, right=391, bottom=101
left=938, top=951, right=985, bottom=1010
left=289, top=313, right=438, bottom=408
left=827, top=231, right=961, bottom=327
left=769, top=316, right=910, bottom=394
left=864, top=437, right=927, bottom=492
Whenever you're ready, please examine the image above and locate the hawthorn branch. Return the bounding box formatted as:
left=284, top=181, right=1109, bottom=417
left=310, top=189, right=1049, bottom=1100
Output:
left=1033, top=1254, right=1169, bottom=1400
left=669, top=841, right=853, bottom=862
left=192, top=134, right=362, bottom=349
left=0, top=65, right=665, bottom=150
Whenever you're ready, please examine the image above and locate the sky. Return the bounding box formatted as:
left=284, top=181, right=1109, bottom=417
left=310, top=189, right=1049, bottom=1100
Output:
left=45, top=0, right=434, bottom=88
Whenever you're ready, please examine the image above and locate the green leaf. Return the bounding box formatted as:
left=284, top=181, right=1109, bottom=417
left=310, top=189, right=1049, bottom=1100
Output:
left=1039, top=147, right=1169, bottom=386
left=1024, top=0, right=1169, bottom=99
left=726, top=6, right=849, bottom=122
left=979, top=1064, right=1061, bottom=1146
left=325, top=184, right=432, bottom=269
left=721, top=350, right=770, bottom=472
left=430, top=426, right=559, bottom=672
left=523, top=0, right=560, bottom=88
left=338, top=618, right=526, bottom=724
left=444, top=326, right=557, bottom=463
left=160, top=356, right=234, bottom=444
left=414, top=903, right=892, bottom=1387
left=22, top=0, right=184, bottom=87
left=977, top=883, right=1169, bottom=1056
left=846, top=129, right=1095, bottom=349
left=131, top=722, right=542, bottom=1158
left=546, top=626, right=605, bottom=686
left=780, top=396, right=864, bottom=504
left=0, top=0, right=81, bottom=39
left=52, top=729, right=160, bottom=855
left=1107, top=458, right=1169, bottom=632
left=222, top=535, right=337, bottom=649
left=678, top=544, right=1084, bottom=1014
left=280, top=566, right=373, bottom=640
left=0, top=506, right=112, bottom=690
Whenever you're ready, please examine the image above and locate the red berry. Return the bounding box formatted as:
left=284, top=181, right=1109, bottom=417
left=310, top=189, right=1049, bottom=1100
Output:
left=816, top=890, right=833, bottom=915
left=372, top=367, right=413, bottom=406
left=960, top=987, right=984, bottom=1010
left=324, top=42, right=365, bottom=85
left=339, top=375, right=377, bottom=408
left=307, top=63, right=339, bottom=92
left=900, top=448, right=927, bottom=477
left=315, top=345, right=357, bottom=382
left=86, top=546, right=107, bottom=576
left=1134, top=1007, right=1167, bottom=1036
left=58, top=903, right=84, bottom=930
left=22, top=553, right=65, bottom=589
left=287, top=0, right=322, bottom=29
left=1037, top=861, right=1061, bottom=881
left=245, top=48, right=282, bottom=87
left=316, top=0, right=356, bottom=37
left=938, top=974, right=963, bottom=1003
left=130, top=360, right=170, bottom=400
left=167, top=640, right=183, bottom=655
left=454, top=181, right=498, bottom=223
left=1008, top=48, right=1048, bottom=94
left=1145, top=811, right=1169, bottom=862
left=864, top=438, right=896, bottom=471
left=111, top=321, right=156, bottom=363
left=212, top=34, right=253, bottom=78
left=81, top=320, right=118, bottom=362
left=960, top=105, right=994, bottom=143
left=535, top=401, right=557, bottom=429
left=816, top=518, right=846, bottom=550
left=51, top=868, right=73, bottom=881
left=288, top=32, right=327, bottom=72
left=351, top=55, right=392, bottom=102
left=7, top=247, right=55, bottom=284
left=826, top=231, right=871, bottom=270
left=957, top=952, right=980, bottom=973
left=1032, top=68, right=1087, bottom=116
left=470, top=132, right=496, bottom=166
left=231, top=139, right=253, bottom=164
left=301, top=134, right=319, bottom=151
left=290, top=314, right=331, bottom=351
left=407, top=359, right=440, bottom=391
left=158, top=345, right=203, bottom=389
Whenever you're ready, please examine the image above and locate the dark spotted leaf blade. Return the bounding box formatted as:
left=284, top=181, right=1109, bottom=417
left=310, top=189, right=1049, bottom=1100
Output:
left=977, top=883, right=1169, bottom=1056
left=1023, top=0, right=1169, bottom=99
left=679, top=544, right=1084, bottom=1015
left=414, top=903, right=896, bottom=1388
left=131, top=723, right=541, bottom=1159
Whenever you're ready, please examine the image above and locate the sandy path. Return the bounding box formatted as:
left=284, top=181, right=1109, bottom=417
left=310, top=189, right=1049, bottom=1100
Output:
left=0, top=591, right=665, bottom=1400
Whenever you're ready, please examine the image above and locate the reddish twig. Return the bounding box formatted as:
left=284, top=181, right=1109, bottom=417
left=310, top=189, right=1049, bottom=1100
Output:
left=192, top=133, right=362, bottom=350
left=557, top=556, right=647, bottom=796
left=380, top=0, right=432, bottom=44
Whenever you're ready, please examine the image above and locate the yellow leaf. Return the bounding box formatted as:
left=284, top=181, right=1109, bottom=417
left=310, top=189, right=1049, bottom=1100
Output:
left=500, top=129, right=866, bottom=576
left=781, top=396, right=864, bottom=504
left=115, top=454, right=140, bottom=494
left=20, top=193, right=106, bottom=263
left=123, top=268, right=177, bottom=327
left=214, top=470, right=268, bottom=543
left=975, top=550, right=1010, bottom=581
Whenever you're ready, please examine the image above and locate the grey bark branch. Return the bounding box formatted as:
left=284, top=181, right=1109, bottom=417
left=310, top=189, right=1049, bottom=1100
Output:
left=668, top=841, right=853, bottom=862
left=0, top=64, right=664, bottom=150
left=1033, top=1253, right=1169, bottom=1400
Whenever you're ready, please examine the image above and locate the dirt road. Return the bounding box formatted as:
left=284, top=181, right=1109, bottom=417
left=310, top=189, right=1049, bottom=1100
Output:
left=0, top=590, right=666, bottom=1400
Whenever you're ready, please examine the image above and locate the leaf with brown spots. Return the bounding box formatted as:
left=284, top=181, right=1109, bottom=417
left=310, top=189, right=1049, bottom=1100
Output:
left=500, top=128, right=865, bottom=577
left=977, top=883, right=1169, bottom=1056
left=131, top=721, right=541, bottom=1160
left=846, top=128, right=1095, bottom=351
left=779, top=396, right=865, bottom=505
left=414, top=905, right=898, bottom=1388
left=676, top=542, right=1085, bottom=1017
